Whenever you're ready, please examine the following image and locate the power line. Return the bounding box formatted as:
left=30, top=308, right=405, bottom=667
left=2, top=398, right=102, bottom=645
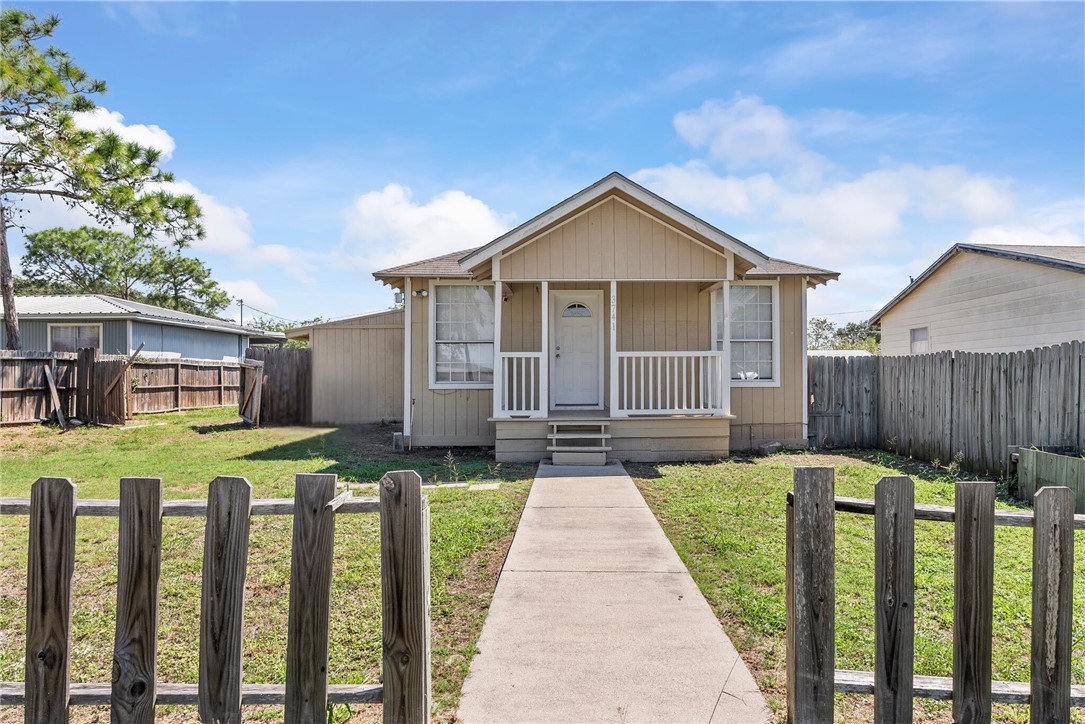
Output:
left=234, top=299, right=298, bottom=325
left=812, top=309, right=879, bottom=317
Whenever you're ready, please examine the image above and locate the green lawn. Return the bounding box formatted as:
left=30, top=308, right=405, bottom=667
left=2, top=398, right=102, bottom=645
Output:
left=631, top=451, right=1085, bottom=724
left=0, top=408, right=534, bottom=721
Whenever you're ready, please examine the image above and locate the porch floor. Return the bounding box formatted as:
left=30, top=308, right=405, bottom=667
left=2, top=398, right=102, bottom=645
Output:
left=457, top=462, right=769, bottom=722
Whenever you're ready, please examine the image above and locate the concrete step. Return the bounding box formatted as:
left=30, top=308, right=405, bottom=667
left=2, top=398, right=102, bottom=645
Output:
left=551, top=450, right=608, bottom=466
left=547, top=445, right=612, bottom=453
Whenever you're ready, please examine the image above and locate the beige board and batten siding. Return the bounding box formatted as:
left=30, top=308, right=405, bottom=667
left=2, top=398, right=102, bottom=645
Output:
left=499, top=197, right=731, bottom=281
left=309, top=310, right=404, bottom=425
left=730, top=276, right=807, bottom=449
left=408, top=290, right=494, bottom=447
left=880, top=253, right=1085, bottom=355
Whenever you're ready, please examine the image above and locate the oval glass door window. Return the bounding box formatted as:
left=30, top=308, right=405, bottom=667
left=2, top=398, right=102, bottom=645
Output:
left=562, top=303, right=592, bottom=318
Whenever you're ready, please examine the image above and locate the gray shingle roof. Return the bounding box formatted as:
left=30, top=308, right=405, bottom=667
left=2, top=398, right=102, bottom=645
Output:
left=3, top=294, right=284, bottom=338
left=374, top=248, right=477, bottom=279
left=745, top=258, right=840, bottom=286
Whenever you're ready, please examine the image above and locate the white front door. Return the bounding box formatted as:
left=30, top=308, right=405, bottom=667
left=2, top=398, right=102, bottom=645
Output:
left=550, top=290, right=603, bottom=408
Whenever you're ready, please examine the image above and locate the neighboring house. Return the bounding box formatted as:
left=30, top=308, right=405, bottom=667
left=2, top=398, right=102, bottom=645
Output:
left=286, top=309, right=404, bottom=424
left=871, top=244, right=1085, bottom=356
left=372, top=172, right=838, bottom=463
left=0, top=294, right=284, bottom=360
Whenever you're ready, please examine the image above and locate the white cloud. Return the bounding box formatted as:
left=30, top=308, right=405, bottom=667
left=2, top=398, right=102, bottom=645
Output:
left=219, top=279, right=277, bottom=314
left=341, top=184, right=513, bottom=270
left=632, top=161, right=777, bottom=216
left=73, top=107, right=176, bottom=159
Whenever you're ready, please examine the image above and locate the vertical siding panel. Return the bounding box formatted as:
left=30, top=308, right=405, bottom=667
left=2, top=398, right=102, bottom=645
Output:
left=601, top=199, right=615, bottom=278
left=588, top=207, right=603, bottom=279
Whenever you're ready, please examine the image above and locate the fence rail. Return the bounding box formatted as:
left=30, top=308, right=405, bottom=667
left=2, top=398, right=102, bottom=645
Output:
left=0, top=470, right=431, bottom=723
left=786, top=467, right=1084, bottom=722
left=808, top=342, right=1084, bottom=477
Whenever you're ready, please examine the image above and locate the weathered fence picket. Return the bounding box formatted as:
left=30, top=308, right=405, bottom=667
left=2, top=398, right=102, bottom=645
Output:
left=2, top=471, right=431, bottom=723
left=953, top=482, right=996, bottom=723
left=111, top=478, right=162, bottom=723
left=874, top=475, right=914, bottom=723
left=24, top=477, right=76, bottom=724
left=1031, top=487, right=1075, bottom=723
left=787, top=468, right=1085, bottom=722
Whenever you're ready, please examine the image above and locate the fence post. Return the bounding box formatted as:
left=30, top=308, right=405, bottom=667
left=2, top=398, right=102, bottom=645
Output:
left=285, top=473, right=339, bottom=721
left=874, top=475, right=915, bottom=723
left=112, top=478, right=163, bottom=723
left=787, top=467, right=835, bottom=723
left=1030, top=486, right=1074, bottom=723
left=198, top=476, right=252, bottom=724
left=25, top=477, right=76, bottom=724
left=953, top=481, right=995, bottom=723
left=380, top=470, right=431, bottom=724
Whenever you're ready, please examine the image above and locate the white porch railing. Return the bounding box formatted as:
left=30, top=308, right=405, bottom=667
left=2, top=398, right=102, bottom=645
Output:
left=497, top=352, right=544, bottom=417
left=616, top=351, right=727, bottom=416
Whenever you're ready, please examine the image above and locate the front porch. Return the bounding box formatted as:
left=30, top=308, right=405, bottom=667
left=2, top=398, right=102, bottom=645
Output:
left=490, top=278, right=733, bottom=463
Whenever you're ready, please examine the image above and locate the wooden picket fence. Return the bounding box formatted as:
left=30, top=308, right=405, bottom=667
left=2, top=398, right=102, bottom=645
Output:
left=808, top=342, right=1085, bottom=477
left=786, top=467, right=1085, bottom=722
left=0, top=470, right=431, bottom=723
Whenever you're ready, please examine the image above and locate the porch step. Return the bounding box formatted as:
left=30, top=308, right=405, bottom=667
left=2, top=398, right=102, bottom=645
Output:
left=547, top=420, right=611, bottom=465
left=551, top=450, right=608, bottom=466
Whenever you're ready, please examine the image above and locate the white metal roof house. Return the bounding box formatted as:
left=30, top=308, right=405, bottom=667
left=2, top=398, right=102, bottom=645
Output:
left=373, top=172, right=838, bottom=463
left=870, top=244, right=1085, bottom=355
left=1, top=294, right=284, bottom=361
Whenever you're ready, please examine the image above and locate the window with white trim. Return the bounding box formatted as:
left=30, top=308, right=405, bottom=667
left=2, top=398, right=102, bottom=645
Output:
left=910, top=327, right=929, bottom=354
left=432, top=284, right=495, bottom=385
left=50, top=324, right=100, bottom=353
left=716, top=283, right=778, bottom=383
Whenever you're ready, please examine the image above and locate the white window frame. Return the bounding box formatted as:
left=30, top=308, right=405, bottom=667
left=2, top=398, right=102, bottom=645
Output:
left=717, top=279, right=781, bottom=388
left=910, top=326, right=930, bottom=355
left=428, top=280, right=496, bottom=390
left=47, top=322, right=103, bottom=353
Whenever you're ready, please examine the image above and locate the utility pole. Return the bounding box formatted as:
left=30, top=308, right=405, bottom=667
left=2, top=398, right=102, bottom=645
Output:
left=238, top=298, right=244, bottom=326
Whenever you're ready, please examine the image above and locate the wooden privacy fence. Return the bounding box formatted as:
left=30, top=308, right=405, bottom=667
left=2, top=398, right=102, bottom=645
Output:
left=1016, top=447, right=1085, bottom=514
left=0, top=350, right=78, bottom=424
left=786, top=467, right=1085, bottom=723
left=1, top=349, right=243, bottom=425
left=808, top=342, right=1085, bottom=476
left=243, top=346, right=312, bottom=425
left=0, top=470, right=431, bottom=723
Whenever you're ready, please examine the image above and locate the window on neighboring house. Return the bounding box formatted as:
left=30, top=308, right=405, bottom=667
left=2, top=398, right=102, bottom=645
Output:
left=910, top=327, right=929, bottom=354
left=50, top=324, right=101, bottom=353
left=716, top=283, right=778, bottom=383
left=432, top=284, right=495, bottom=386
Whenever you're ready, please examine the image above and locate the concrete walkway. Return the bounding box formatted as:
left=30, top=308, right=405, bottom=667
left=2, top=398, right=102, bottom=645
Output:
left=458, top=462, right=769, bottom=723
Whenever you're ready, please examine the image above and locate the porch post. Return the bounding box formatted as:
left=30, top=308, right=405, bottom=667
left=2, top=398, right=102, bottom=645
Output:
left=492, top=258, right=503, bottom=420
left=539, top=281, right=549, bottom=417
left=403, top=277, right=412, bottom=440
left=721, top=280, right=731, bottom=416
left=609, top=280, right=620, bottom=417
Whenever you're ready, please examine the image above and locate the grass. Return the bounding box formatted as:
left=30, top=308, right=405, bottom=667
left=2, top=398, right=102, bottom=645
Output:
left=0, top=408, right=535, bottom=722
left=631, top=450, right=1085, bottom=724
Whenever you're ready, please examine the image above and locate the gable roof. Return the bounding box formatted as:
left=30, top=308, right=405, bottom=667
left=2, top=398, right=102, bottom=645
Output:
left=4, top=294, right=284, bottom=339
left=457, top=172, right=771, bottom=272
left=869, top=243, right=1085, bottom=324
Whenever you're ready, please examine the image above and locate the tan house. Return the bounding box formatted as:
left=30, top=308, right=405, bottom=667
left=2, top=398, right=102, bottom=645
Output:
left=871, top=243, right=1085, bottom=356
left=374, top=173, right=838, bottom=463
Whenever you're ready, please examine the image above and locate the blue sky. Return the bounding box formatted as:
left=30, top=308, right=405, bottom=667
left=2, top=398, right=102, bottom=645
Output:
left=13, top=1, right=1085, bottom=327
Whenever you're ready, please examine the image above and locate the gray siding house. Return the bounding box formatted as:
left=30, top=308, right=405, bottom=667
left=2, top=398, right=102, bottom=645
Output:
left=1, top=295, right=283, bottom=360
